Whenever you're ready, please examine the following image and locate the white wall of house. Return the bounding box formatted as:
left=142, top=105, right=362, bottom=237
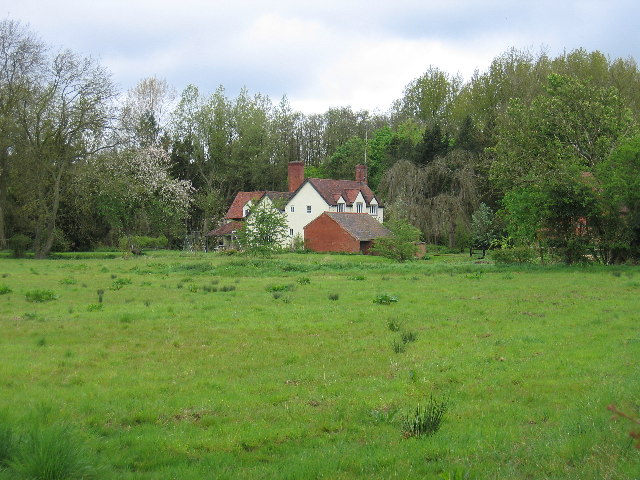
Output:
left=284, top=182, right=328, bottom=240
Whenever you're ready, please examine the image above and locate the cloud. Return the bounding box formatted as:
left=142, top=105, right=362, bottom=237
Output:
left=5, top=0, right=640, bottom=114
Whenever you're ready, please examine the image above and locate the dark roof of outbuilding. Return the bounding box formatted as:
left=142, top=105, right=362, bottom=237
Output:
left=322, top=212, right=391, bottom=241
left=207, top=221, right=244, bottom=236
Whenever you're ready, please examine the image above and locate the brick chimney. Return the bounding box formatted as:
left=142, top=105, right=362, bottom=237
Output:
left=355, top=164, right=368, bottom=184
left=288, top=161, right=305, bottom=192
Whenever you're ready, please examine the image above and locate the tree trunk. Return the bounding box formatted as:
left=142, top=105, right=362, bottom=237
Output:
left=35, top=164, right=64, bottom=259
left=448, top=214, right=457, bottom=249
left=0, top=150, right=8, bottom=249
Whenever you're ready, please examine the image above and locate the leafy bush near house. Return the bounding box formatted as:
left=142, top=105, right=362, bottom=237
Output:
left=371, top=220, right=421, bottom=262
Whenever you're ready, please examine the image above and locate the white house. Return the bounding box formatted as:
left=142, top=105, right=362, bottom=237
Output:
left=208, top=161, right=384, bottom=249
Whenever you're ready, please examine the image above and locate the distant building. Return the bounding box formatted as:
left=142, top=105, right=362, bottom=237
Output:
left=208, top=162, right=387, bottom=253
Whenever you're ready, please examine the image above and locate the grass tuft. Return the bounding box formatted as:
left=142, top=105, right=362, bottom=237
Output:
left=402, top=394, right=447, bottom=438
left=8, top=422, right=92, bottom=480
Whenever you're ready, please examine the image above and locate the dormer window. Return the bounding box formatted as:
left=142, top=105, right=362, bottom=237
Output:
left=337, top=203, right=345, bottom=212
left=356, top=202, right=363, bottom=213
left=369, top=205, right=378, bottom=215
left=244, top=208, right=250, bottom=217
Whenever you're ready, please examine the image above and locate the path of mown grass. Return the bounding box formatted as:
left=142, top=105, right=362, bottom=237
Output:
left=0, top=251, right=638, bottom=479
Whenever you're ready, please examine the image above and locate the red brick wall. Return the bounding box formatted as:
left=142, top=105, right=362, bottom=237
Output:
left=304, top=214, right=360, bottom=253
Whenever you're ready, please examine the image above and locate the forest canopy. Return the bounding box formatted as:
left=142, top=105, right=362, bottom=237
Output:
left=2, top=18, right=640, bottom=262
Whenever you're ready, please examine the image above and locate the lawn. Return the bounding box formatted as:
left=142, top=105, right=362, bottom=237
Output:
left=0, top=251, right=638, bottom=479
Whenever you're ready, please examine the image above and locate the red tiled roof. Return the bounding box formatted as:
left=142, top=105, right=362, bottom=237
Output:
left=306, top=178, right=380, bottom=206
left=225, top=190, right=293, bottom=219
left=322, top=212, right=391, bottom=241
left=207, top=221, right=244, bottom=236
left=225, top=191, right=266, bottom=219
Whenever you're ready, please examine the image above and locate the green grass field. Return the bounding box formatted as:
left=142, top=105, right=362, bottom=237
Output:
left=0, top=251, right=638, bottom=479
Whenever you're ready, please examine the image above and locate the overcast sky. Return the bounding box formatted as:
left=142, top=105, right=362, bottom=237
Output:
left=3, top=1, right=638, bottom=114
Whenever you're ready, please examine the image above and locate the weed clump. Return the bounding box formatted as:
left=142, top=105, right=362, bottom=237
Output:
left=25, top=289, right=58, bottom=303
left=401, top=331, right=417, bottom=344
left=266, top=284, right=295, bottom=293
left=328, top=293, right=339, bottom=301
left=0, top=285, right=12, bottom=295
left=374, top=294, right=398, bottom=305
left=402, top=394, right=447, bottom=438
left=387, top=318, right=402, bottom=332
left=297, top=277, right=310, bottom=285
left=392, top=339, right=406, bottom=353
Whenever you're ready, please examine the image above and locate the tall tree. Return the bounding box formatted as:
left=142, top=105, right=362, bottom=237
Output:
left=13, top=49, right=116, bottom=257
left=0, top=19, right=46, bottom=248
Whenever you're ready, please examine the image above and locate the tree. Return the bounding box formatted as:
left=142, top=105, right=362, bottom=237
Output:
left=84, top=146, right=193, bottom=241
left=371, top=219, right=421, bottom=262
left=0, top=19, right=46, bottom=248
left=13, top=49, right=117, bottom=258
left=236, top=201, right=289, bottom=256
left=470, top=203, right=498, bottom=255
left=119, top=76, right=175, bottom=148
left=380, top=150, right=479, bottom=248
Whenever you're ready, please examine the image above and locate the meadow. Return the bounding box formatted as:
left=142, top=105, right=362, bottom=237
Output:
left=0, top=250, right=638, bottom=479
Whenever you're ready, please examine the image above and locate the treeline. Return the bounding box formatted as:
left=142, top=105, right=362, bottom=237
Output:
left=2, top=18, right=640, bottom=261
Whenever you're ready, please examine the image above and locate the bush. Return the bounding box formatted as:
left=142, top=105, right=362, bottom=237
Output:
left=402, top=394, right=447, bottom=438
left=25, top=289, right=58, bottom=303
left=371, top=220, right=421, bottom=262
left=7, top=234, right=31, bottom=258
left=491, top=246, right=536, bottom=264
left=0, top=285, right=12, bottom=295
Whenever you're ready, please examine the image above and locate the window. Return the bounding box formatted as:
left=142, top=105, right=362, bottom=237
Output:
left=337, top=203, right=345, bottom=212
left=289, top=228, right=294, bottom=236
left=356, top=202, right=363, bottom=213
left=370, top=205, right=378, bottom=215
left=290, top=206, right=295, bottom=213
left=306, top=205, right=312, bottom=213
left=244, top=208, right=250, bottom=217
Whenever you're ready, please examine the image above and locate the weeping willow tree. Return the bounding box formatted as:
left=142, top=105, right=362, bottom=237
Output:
left=380, top=151, right=479, bottom=247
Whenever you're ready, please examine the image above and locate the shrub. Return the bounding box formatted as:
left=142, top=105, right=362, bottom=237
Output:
left=297, top=277, right=311, bottom=285
left=374, top=294, right=398, bottom=305
left=328, top=293, right=339, bottom=301
left=402, top=394, right=447, bottom=438
left=7, top=234, right=31, bottom=258
left=0, top=285, right=12, bottom=295
left=371, top=220, right=421, bottom=262
left=491, top=246, right=536, bottom=264
left=25, top=289, right=58, bottom=303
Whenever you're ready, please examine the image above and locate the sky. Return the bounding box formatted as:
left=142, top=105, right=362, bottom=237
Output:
left=3, top=0, right=639, bottom=114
